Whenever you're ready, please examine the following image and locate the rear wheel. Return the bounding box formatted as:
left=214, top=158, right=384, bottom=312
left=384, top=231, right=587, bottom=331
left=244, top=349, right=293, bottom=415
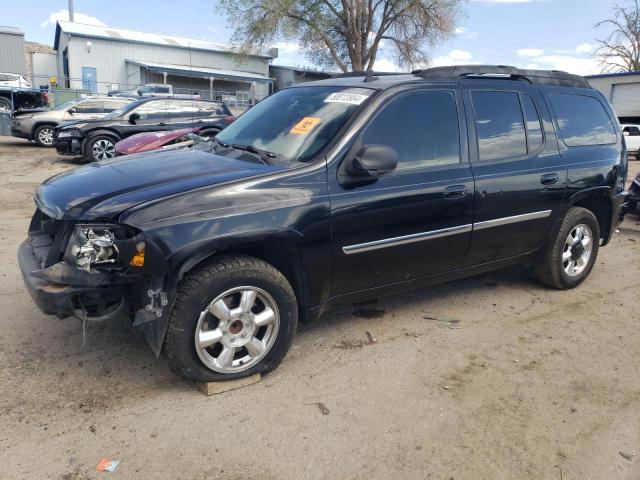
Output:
left=0, top=97, right=12, bottom=111
left=163, top=255, right=298, bottom=382
left=536, top=207, right=600, bottom=289
left=85, top=134, right=118, bottom=161
left=34, top=125, right=55, bottom=147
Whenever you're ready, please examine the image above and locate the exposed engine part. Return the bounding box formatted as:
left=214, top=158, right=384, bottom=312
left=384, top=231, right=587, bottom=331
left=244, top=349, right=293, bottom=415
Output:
left=146, top=288, right=168, bottom=318
left=71, top=228, right=118, bottom=271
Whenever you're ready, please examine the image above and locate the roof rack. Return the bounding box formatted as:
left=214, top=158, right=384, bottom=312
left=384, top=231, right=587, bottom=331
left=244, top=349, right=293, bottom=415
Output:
left=330, top=71, right=407, bottom=79
left=411, top=65, right=590, bottom=88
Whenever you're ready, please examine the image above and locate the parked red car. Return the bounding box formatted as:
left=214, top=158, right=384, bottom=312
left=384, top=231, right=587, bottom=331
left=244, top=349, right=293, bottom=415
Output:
left=115, top=127, right=208, bottom=156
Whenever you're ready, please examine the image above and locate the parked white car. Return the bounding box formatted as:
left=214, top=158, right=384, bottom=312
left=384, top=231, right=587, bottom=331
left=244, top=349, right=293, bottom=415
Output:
left=0, top=72, right=32, bottom=89
left=621, top=124, right=640, bottom=158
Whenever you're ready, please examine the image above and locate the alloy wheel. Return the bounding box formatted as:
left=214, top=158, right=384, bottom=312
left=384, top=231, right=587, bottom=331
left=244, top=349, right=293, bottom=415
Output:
left=38, top=127, right=54, bottom=146
left=92, top=139, right=115, bottom=160
left=562, top=223, right=593, bottom=277
left=194, top=286, right=280, bottom=374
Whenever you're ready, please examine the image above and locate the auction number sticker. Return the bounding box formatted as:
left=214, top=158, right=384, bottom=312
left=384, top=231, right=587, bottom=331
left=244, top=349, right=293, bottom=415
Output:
left=324, top=92, right=369, bottom=105
left=290, top=116, right=322, bottom=134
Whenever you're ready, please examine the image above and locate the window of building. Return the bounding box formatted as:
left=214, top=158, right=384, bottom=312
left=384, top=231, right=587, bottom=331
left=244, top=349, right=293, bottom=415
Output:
left=548, top=94, right=617, bottom=146
left=359, top=90, right=461, bottom=173
left=472, top=91, right=527, bottom=161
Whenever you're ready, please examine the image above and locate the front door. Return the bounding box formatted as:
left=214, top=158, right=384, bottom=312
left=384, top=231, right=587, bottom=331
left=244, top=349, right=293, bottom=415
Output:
left=461, top=83, right=567, bottom=266
left=120, top=100, right=170, bottom=138
left=329, top=88, right=474, bottom=296
left=81, top=67, right=97, bottom=94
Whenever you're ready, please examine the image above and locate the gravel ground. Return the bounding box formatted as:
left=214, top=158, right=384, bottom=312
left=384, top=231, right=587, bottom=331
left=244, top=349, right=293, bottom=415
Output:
left=0, top=136, right=639, bottom=480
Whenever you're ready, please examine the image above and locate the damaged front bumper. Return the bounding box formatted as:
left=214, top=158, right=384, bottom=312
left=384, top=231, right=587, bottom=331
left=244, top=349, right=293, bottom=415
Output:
left=18, top=209, right=174, bottom=355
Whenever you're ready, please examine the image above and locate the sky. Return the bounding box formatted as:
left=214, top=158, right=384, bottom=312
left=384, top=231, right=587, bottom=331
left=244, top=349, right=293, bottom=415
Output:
left=0, top=0, right=621, bottom=76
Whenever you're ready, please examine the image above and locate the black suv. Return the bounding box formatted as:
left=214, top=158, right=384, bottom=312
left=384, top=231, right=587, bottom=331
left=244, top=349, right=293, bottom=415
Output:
left=19, top=66, right=628, bottom=382
left=53, top=97, right=234, bottom=161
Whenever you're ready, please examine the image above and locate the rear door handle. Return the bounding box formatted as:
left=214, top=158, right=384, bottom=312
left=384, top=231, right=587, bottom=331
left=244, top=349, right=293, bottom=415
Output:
left=541, top=173, right=559, bottom=185
left=443, top=184, right=467, bottom=199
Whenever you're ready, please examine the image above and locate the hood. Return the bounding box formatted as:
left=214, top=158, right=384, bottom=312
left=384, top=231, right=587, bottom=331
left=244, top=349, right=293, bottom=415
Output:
left=36, top=148, right=281, bottom=220
left=58, top=117, right=113, bottom=130
left=115, top=128, right=196, bottom=155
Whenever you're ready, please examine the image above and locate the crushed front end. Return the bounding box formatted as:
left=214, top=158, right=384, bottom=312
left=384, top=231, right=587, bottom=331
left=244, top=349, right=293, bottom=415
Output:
left=18, top=208, right=169, bottom=346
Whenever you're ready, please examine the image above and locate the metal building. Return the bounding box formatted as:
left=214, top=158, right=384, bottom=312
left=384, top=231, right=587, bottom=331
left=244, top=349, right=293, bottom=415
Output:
left=270, top=65, right=333, bottom=91
left=586, top=72, right=640, bottom=122
left=53, top=21, right=275, bottom=106
left=0, top=26, right=25, bottom=74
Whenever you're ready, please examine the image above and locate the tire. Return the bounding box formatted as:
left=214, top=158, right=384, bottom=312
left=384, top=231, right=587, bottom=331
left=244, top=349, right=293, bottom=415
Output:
left=163, top=255, right=298, bottom=382
left=0, top=97, right=12, bottom=111
left=536, top=207, right=600, bottom=289
left=84, top=134, right=118, bottom=162
left=34, top=124, right=55, bottom=147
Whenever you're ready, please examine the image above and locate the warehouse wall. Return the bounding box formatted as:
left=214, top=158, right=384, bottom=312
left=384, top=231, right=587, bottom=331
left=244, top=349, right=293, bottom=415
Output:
left=65, top=36, right=270, bottom=94
left=0, top=30, right=25, bottom=74
left=587, top=74, right=640, bottom=120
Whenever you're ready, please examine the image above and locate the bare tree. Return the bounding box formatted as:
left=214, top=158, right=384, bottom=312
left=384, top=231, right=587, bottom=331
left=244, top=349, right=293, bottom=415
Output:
left=218, top=0, right=463, bottom=72
left=595, top=0, right=640, bottom=72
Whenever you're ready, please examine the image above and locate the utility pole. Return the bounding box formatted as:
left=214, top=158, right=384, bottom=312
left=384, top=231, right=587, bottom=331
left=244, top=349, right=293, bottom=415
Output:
left=68, top=0, right=75, bottom=22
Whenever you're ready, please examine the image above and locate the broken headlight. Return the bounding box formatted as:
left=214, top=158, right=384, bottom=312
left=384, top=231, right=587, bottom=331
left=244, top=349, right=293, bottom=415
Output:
left=64, top=225, right=144, bottom=271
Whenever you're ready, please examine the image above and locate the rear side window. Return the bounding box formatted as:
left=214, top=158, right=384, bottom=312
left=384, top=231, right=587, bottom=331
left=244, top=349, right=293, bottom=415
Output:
left=472, top=91, right=527, bottom=161
left=522, top=94, right=543, bottom=151
left=360, top=90, right=460, bottom=172
left=549, top=94, right=616, bottom=146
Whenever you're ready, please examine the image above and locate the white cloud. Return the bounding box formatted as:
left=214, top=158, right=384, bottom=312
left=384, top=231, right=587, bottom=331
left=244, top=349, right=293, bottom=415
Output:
left=41, top=9, right=106, bottom=28
left=432, top=49, right=477, bottom=67
left=517, top=48, right=545, bottom=57
left=271, top=41, right=301, bottom=54
left=373, top=57, right=401, bottom=72
left=575, top=43, right=595, bottom=54
left=455, top=27, right=467, bottom=35
left=527, top=55, right=600, bottom=75
left=470, top=0, right=539, bottom=3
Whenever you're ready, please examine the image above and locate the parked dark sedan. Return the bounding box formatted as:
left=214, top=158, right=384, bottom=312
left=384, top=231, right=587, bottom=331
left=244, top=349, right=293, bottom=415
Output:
left=53, top=97, right=234, bottom=161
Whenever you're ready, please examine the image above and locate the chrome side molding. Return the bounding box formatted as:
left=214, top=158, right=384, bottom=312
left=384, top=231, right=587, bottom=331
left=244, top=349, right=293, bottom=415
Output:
left=342, top=209, right=553, bottom=255
left=473, top=210, right=552, bottom=230
left=342, top=224, right=473, bottom=255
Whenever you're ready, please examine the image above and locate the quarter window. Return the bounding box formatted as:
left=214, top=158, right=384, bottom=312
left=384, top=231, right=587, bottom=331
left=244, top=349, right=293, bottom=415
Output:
left=521, top=94, right=544, bottom=152
left=548, top=94, right=616, bottom=146
left=359, top=90, right=461, bottom=173
left=472, top=91, right=527, bottom=161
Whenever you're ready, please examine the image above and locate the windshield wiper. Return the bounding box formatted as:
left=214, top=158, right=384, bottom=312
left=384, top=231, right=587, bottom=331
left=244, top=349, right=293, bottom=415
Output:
left=229, top=143, right=275, bottom=165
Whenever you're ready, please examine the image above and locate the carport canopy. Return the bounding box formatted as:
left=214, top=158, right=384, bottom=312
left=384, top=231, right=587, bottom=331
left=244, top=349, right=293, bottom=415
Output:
left=125, top=59, right=272, bottom=84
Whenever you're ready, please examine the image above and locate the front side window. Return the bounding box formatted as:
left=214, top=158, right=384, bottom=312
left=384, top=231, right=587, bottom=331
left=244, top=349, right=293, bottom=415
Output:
left=74, top=100, right=101, bottom=113
left=358, top=90, right=461, bottom=173
left=548, top=93, right=616, bottom=146
left=472, top=91, right=527, bottom=161
left=216, top=86, right=374, bottom=162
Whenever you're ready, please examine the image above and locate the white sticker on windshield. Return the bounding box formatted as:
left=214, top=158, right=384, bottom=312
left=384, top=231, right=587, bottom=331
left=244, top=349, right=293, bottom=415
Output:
left=324, top=92, right=369, bottom=105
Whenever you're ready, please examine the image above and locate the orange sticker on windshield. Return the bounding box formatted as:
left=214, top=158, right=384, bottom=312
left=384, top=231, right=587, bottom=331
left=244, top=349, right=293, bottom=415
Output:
left=290, top=116, right=321, bottom=134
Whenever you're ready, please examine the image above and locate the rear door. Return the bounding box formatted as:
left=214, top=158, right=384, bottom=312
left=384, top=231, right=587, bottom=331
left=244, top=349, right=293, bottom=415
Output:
left=462, top=82, right=566, bottom=265
left=330, top=87, right=474, bottom=295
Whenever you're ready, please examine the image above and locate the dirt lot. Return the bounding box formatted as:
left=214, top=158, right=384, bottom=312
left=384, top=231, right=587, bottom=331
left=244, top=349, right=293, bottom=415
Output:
left=0, top=136, right=639, bottom=480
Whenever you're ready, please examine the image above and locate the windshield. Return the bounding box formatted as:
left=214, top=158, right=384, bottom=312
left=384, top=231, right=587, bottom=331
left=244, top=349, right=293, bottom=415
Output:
left=103, top=101, right=139, bottom=119
left=216, top=86, right=374, bottom=162
left=54, top=99, right=80, bottom=111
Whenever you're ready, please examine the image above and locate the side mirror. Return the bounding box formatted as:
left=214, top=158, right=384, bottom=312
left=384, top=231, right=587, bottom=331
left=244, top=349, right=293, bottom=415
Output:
left=128, top=112, right=140, bottom=124
left=346, top=144, right=398, bottom=179
left=67, top=107, right=76, bottom=114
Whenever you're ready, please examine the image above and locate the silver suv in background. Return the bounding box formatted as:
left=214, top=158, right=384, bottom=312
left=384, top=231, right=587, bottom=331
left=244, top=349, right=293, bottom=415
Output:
left=10, top=96, right=134, bottom=147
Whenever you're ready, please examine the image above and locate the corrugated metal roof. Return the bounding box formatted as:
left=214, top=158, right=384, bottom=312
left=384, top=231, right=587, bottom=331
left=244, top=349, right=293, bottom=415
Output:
left=55, top=21, right=271, bottom=58
left=126, top=59, right=272, bottom=83
left=0, top=26, right=24, bottom=36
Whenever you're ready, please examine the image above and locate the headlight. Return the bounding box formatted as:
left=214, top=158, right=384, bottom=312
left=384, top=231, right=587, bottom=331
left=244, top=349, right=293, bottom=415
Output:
left=58, top=129, right=83, bottom=138
left=64, top=225, right=145, bottom=271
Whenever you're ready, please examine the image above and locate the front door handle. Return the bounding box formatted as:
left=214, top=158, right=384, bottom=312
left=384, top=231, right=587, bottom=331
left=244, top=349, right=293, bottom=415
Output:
left=541, top=173, right=558, bottom=185
left=443, top=185, right=467, bottom=199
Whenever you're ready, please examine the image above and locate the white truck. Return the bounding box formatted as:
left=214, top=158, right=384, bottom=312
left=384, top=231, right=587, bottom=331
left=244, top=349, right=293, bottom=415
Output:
left=109, top=84, right=200, bottom=100
left=621, top=124, right=640, bottom=159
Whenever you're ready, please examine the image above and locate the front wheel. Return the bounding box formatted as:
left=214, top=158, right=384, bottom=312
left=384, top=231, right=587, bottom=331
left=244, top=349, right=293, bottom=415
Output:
left=34, top=125, right=55, bottom=147
left=84, top=134, right=118, bottom=161
left=536, top=207, right=600, bottom=289
left=163, top=255, right=298, bottom=382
